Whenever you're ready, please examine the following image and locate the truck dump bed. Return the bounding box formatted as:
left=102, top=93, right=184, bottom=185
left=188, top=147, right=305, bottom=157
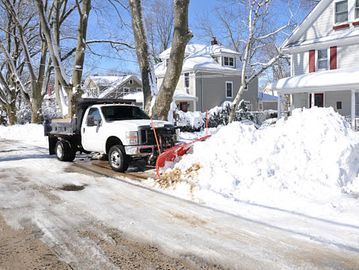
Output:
left=44, top=98, right=135, bottom=136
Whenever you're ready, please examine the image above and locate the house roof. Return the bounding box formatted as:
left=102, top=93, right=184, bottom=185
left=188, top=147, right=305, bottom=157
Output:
left=155, top=43, right=241, bottom=77
left=258, top=92, right=278, bottom=102
left=98, top=75, right=142, bottom=98
left=159, top=44, right=240, bottom=60
left=270, top=67, right=359, bottom=93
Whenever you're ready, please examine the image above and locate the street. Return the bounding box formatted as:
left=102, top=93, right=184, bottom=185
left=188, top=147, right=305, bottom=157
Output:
left=0, top=139, right=359, bottom=270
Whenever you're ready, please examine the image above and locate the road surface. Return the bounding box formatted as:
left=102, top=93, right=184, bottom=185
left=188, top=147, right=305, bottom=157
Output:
left=0, top=139, right=358, bottom=270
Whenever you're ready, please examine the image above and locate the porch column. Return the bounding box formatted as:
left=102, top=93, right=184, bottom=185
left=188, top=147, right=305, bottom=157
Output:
left=351, top=90, right=356, bottom=130
left=311, top=92, right=315, bottom=108
left=277, top=94, right=282, bottom=119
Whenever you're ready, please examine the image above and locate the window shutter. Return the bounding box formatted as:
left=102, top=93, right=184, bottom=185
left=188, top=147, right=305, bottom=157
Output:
left=330, top=46, right=337, bottom=70
left=309, top=50, right=315, bottom=73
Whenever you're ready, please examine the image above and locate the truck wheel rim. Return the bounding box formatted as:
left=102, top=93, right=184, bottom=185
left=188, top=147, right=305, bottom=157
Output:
left=110, top=150, right=121, bottom=168
left=56, top=144, right=63, bottom=158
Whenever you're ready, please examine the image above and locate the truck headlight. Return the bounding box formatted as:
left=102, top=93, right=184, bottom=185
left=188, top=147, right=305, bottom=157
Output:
left=126, top=131, right=138, bottom=145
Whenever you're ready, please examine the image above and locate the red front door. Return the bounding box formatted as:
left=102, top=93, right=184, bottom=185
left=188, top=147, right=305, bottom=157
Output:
left=309, top=93, right=324, bottom=108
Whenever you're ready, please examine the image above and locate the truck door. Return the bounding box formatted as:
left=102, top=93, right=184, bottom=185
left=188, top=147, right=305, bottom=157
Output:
left=81, top=108, right=104, bottom=152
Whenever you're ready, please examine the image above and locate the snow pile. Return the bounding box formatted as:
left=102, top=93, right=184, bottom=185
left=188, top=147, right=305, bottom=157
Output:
left=167, top=107, right=359, bottom=203
left=176, top=110, right=204, bottom=129
left=0, top=124, right=47, bottom=147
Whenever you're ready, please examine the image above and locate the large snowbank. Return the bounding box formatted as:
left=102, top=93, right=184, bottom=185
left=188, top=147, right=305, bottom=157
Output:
left=0, top=124, right=47, bottom=147
left=163, top=107, right=359, bottom=206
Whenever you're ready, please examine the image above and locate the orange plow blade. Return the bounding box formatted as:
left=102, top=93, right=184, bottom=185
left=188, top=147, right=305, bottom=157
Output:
left=155, top=135, right=211, bottom=177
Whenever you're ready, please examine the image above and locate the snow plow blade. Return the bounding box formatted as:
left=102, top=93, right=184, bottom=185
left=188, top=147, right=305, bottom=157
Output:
left=155, top=135, right=211, bottom=177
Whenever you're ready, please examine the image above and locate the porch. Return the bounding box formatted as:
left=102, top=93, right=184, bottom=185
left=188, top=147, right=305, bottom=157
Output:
left=270, top=67, right=359, bottom=129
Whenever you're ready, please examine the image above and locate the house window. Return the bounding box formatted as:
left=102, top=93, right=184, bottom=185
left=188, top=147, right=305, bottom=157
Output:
left=184, top=73, right=189, bottom=88
left=336, top=101, right=342, bottom=110
left=317, top=49, right=328, bottom=71
left=356, top=0, right=359, bottom=19
left=223, top=56, right=235, bottom=67
left=335, top=0, right=348, bottom=24
left=225, top=81, right=233, bottom=98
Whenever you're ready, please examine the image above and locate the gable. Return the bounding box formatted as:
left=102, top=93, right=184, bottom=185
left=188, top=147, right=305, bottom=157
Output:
left=283, top=0, right=359, bottom=51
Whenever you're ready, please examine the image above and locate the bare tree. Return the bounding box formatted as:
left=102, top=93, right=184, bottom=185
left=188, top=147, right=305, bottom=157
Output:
left=35, top=0, right=92, bottom=118
left=224, top=0, right=291, bottom=122
left=0, top=0, right=33, bottom=124
left=129, top=0, right=156, bottom=114
left=144, top=0, right=174, bottom=62
left=152, top=0, right=192, bottom=120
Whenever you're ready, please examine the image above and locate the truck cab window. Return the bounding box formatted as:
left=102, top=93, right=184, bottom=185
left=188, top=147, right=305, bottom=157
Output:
left=87, top=108, right=102, bottom=126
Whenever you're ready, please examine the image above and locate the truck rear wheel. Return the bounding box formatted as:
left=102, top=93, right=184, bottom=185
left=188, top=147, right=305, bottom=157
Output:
left=108, top=145, right=129, bottom=172
left=55, top=140, right=76, bottom=162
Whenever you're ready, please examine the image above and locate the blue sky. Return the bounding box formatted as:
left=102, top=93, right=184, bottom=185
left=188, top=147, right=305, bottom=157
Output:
left=83, top=0, right=308, bottom=76
left=84, top=0, right=220, bottom=75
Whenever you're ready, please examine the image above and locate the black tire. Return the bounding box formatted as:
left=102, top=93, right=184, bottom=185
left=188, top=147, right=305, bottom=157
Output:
left=55, top=140, right=76, bottom=162
left=108, top=145, right=129, bottom=172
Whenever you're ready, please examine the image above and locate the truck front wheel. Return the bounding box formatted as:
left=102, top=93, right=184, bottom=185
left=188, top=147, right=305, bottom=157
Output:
left=108, top=145, right=129, bottom=172
left=55, top=140, right=76, bottom=162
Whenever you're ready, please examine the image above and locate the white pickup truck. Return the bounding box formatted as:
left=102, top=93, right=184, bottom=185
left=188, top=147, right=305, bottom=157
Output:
left=44, top=98, right=178, bottom=172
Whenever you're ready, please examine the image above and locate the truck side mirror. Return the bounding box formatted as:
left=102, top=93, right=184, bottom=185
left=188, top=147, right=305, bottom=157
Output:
left=87, top=116, right=95, bottom=126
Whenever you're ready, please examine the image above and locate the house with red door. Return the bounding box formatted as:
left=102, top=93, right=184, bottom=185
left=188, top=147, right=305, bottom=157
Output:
left=271, top=0, right=359, bottom=128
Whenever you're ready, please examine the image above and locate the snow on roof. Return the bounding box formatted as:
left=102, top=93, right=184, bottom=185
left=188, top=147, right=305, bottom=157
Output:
left=283, top=28, right=359, bottom=53
left=98, top=75, right=141, bottom=98
left=87, top=75, right=127, bottom=86
left=155, top=43, right=241, bottom=76
left=122, top=91, right=144, bottom=103
left=173, top=90, right=198, bottom=101
left=271, top=67, right=359, bottom=93
left=258, top=92, right=278, bottom=102
left=159, top=43, right=240, bottom=60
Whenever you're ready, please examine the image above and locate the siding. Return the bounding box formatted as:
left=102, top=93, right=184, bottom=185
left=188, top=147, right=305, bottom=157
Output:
left=337, top=44, right=359, bottom=69
left=292, top=52, right=308, bottom=75
left=325, top=91, right=351, bottom=116
left=292, top=93, right=308, bottom=108
left=195, top=72, right=258, bottom=112
left=301, top=1, right=333, bottom=41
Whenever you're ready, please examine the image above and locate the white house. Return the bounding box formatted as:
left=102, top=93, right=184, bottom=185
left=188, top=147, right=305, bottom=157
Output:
left=271, top=0, right=359, bottom=128
left=155, top=39, right=259, bottom=112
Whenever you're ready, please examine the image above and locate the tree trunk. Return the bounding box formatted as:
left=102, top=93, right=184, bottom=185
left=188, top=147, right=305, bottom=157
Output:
left=153, top=0, right=192, bottom=120
left=5, top=101, right=16, bottom=125
left=129, top=0, right=154, bottom=115
left=30, top=82, right=44, bottom=124
left=71, top=0, right=91, bottom=116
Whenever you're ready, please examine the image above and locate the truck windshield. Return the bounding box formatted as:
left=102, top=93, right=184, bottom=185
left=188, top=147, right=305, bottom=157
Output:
left=101, top=105, right=150, bottom=121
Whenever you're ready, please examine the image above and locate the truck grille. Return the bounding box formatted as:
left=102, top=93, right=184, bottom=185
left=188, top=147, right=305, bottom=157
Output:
left=139, top=126, right=176, bottom=149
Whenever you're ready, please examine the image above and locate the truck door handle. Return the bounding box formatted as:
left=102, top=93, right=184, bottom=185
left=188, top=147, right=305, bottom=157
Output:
left=83, top=127, right=85, bottom=133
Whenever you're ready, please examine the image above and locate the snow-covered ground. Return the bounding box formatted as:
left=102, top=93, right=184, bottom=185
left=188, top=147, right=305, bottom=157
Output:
left=152, top=107, right=359, bottom=227
left=1, top=107, right=359, bottom=269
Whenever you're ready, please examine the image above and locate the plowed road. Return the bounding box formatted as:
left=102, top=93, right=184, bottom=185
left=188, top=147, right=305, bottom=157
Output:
left=0, top=140, right=358, bottom=270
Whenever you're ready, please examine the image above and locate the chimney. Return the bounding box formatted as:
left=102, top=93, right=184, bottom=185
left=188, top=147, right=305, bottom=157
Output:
left=211, top=37, right=218, bottom=45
